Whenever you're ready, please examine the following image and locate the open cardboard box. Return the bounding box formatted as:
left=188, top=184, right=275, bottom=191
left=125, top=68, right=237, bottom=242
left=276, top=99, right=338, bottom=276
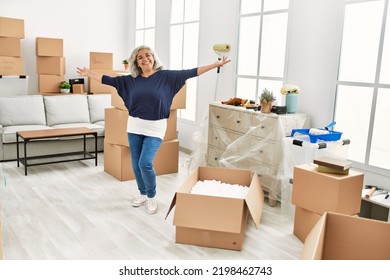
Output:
left=166, top=166, right=264, bottom=251
left=301, top=212, right=390, bottom=260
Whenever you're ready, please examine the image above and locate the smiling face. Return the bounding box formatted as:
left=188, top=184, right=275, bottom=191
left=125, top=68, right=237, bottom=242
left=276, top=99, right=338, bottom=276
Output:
left=136, top=48, right=155, bottom=74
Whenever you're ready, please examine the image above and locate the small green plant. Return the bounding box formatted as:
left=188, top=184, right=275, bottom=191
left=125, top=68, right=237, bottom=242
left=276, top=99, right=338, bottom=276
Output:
left=122, top=59, right=129, bottom=65
left=260, top=88, right=276, bottom=103
left=59, top=81, right=71, bottom=89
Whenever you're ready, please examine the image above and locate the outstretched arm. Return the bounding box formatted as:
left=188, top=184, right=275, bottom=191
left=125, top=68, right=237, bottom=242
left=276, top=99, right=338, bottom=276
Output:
left=76, top=67, right=103, bottom=82
left=197, top=56, right=231, bottom=76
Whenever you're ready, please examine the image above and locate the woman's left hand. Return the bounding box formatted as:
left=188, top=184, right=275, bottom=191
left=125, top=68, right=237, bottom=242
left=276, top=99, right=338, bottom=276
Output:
left=217, top=55, right=231, bottom=67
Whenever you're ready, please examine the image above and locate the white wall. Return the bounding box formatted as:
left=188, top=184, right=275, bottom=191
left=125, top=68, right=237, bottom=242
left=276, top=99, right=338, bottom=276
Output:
left=177, top=0, right=240, bottom=151
left=287, top=0, right=344, bottom=127
left=0, top=0, right=130, bottom=94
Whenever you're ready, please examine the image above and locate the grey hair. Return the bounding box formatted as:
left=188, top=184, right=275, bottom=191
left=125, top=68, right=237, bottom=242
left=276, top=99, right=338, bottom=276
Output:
left=128, top=45, right=164, bottom=78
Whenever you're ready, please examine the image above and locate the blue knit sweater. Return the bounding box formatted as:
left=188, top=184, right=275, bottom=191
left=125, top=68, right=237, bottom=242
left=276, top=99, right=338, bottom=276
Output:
left=102, top=68, right=198, bottom=120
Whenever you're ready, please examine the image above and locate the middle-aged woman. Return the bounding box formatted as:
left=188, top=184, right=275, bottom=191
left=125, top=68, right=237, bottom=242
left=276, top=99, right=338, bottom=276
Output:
left=77, top=45, right=230, bottom=214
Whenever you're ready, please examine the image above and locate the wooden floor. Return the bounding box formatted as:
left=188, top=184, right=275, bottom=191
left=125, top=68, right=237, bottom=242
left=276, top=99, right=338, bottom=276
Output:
left=0, top=151, right=303, bottom=260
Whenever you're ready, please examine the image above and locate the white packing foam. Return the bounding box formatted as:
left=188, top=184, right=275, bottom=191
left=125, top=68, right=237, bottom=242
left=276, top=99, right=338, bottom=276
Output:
left=190, top=179, right=249, bottom=199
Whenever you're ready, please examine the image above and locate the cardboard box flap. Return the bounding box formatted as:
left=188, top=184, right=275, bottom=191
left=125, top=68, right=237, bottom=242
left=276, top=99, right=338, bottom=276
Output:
left=173, top=192, right=245, bottom=234
left=165, top=167, right=200, bottom=220
left=324, top=212, right=390, bottom=260
left=198, top=166, right=252, bottom=185
left=301, top=212, right=327, bottom=260
left=244, top=173, right=264, bottom=229
left=302, top=212, right=390, bottom=260
left=165, top=193, right=177, bottom=219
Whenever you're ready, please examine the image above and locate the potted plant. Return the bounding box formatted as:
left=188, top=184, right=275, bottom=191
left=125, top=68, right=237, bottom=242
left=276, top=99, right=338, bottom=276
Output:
left=281, top=84, right=300, bottom=113
left=122, top=59, right=129, bottom=70
left=259, top=88, right=276, bottom=113
left=59, top=81, right=71, bottom=93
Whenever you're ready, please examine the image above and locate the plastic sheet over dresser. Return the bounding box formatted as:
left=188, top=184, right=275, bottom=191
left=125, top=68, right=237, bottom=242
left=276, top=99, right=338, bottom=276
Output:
left=189, top=102, right=310, bottom=207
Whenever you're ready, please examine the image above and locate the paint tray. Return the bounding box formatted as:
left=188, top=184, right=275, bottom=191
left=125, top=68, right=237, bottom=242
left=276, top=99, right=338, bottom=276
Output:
left=290, top=122, right=342, bottom=143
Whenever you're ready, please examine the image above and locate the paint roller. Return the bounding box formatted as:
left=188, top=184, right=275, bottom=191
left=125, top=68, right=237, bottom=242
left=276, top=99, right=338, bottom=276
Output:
left=213, top=44, right=230, bottom=73
left=213, top=44, right=230, bottom=53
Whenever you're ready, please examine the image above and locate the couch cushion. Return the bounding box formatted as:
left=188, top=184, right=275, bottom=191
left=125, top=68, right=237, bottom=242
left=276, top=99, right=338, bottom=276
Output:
left=51, top=123, right=105, bottom=137
left=87, top=94, right=111, bottom=123
left=0, top=95, right=46, bottom=126
left=1, top=125, right=53, bottom=143
left=44, top=95, right=90, bottom=126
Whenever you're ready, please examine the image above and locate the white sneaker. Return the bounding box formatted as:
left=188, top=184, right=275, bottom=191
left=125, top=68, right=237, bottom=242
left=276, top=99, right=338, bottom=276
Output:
left=147, top=197, right=158, bottom=214
left=132, top=195, right=147, bottom=207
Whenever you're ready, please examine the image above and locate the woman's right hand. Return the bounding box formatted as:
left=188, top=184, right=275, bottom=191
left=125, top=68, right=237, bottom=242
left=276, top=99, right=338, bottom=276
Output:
left=76, top=67, right=89, bottom=76
left=76, top=67, right=103, bottom=82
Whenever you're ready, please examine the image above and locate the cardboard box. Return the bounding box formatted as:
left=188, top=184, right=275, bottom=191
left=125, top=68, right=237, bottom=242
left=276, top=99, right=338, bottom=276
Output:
left=88, top=69, right=130, bottom=93
left=111, top=91, right=127, bottom=111
left=171, top=83, right=186, bottom=109
left=165, top=110, right=178, bottom=141
left=36, top=56, right=65, bottom=75
left=0, top=56, right=24, bottom=75
left=104, top=142, right=132, bottom=180
left=292, top=164, right=363, bottom=215
left=69, top=78, right=84, bottom=93
left=36, top=37, right=63, bottom=57
left=302, top=212, right=390, bottom=260
left=104, top=107, right=129, bottom=146
left=166, top=166, right=264, bottom=251
left=0, top=37, right=21, bottom=57
left=293, top=206, right=321, bottom=243
left=72, top=84, right=84, bottom=94
left=104, top=139, right=179, bottom=181
left=0, top=16, right=24, bottom=38
left=90, top=52, right=113, bottom=70
left=89, top=78, right=117, bottom=94
left=104, top=107, right=177, bottom=145
left=38, top=74, right=64, bottom=93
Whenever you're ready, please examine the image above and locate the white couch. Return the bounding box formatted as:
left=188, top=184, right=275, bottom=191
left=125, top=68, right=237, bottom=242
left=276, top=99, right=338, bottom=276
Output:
left=0, top=94, right=111, bottom=161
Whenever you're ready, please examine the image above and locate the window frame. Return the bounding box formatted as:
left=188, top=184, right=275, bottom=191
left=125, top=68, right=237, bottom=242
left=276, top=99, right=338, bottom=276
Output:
left=236, top=0, right=290, bottom=104
left=169, top=0, right=201, bottom=122
left=135, top=0, right=156, bottom=49
left=334, top=0, right=390, bottom=176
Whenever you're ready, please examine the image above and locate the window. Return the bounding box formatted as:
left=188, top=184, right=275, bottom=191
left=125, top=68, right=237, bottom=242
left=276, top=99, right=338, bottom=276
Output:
left=135, top=0, right=156, bottom=49
left=335, top=0, right=390, bottom=173
left=170, top=0, right=200, bottom=121
left=237, top=0, right=290, bottom=105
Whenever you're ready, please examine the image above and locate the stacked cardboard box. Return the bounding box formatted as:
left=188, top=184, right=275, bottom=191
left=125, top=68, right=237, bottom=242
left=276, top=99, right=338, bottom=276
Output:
left=291, top=163, right=364, bottom=242
left=0, top=16, right=25, bottom=75
left=36, top=37, right=65, bottom=93
left=88, top=52, right=113, bottom=94
left=103, top=74, right=187, bottom=181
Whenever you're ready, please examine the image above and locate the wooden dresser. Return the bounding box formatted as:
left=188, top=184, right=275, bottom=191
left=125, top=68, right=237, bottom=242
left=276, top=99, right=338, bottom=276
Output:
left=207, top=102, right=309, bottom=205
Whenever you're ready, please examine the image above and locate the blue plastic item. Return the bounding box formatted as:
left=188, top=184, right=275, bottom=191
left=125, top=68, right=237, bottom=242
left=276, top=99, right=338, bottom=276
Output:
left=290, top=122, right=342, bottom=143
